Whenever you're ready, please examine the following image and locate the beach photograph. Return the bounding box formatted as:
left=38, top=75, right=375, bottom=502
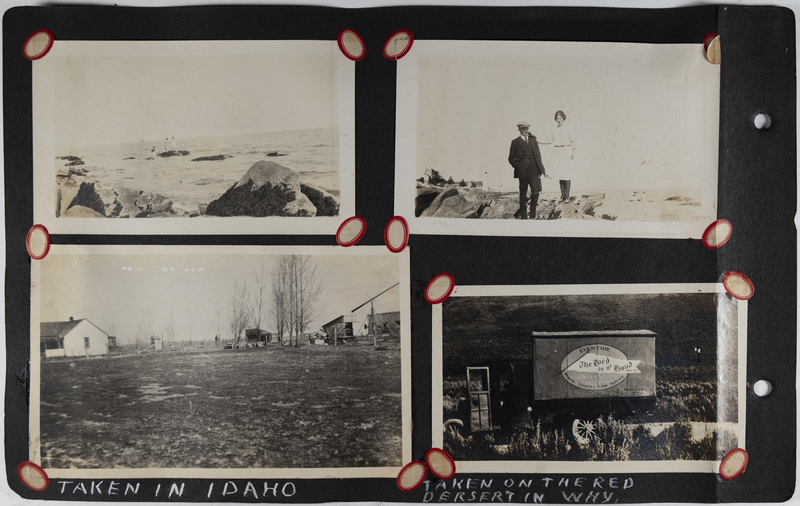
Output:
left=396, top=41, right=720, bottom=238
left=31, top=246, right=409, bottom=474
left=34, top=40, right=354, bottom=234
left=432, top=284, right=746, bottom=473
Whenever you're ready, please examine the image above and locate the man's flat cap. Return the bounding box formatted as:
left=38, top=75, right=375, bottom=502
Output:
left=517, top=121, right=531, bottom=128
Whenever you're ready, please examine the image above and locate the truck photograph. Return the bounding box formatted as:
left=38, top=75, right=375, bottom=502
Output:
left=440, top=288, right=742, bottom=462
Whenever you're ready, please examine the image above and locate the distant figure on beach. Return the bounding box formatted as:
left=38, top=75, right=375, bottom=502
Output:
left=171, top=137, right=177, bottom=150
left=549, top=110, right=576, bottom=201
left=150, top=146, right=157, bottom=159
left=508, top=121, right=547, bottom=220
left=164, top=138, right=170, bottom=151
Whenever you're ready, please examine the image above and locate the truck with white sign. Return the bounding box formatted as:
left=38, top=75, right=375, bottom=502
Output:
left=461, top=330, right=657, bottom=444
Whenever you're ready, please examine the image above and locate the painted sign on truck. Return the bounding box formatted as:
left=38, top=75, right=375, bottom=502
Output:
left=532, top=331, right=656, bottom=401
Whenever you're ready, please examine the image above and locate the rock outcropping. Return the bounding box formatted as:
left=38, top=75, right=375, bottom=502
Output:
left=61, top=181, right=174, bottom=218
left=157, top=150, right=190, bottom=158
left=192, top=155, right=232, bottom=162
left=206, top=161, right=334, bottom=217
left=415, top=185, right=611, bottom=221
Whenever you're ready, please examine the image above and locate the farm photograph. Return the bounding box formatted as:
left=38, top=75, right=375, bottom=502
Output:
left=34, top=247, right=406, bottom=470
left=439, top=289, right=742, bottom=463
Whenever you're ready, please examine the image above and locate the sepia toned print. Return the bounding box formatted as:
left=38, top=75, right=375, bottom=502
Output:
left=33, top=40, right=355, bottom=235
left=30, top=245, right=410, bottom=479
left=432, top=284, right=746, bottom=474
left=396, top=41, right=720, bottom=238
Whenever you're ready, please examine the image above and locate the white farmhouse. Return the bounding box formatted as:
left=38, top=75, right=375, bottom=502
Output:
left=40, top=317, right=109, bottom=358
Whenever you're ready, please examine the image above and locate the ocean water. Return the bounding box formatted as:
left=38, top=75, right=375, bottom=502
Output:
left=56, top=128, right=339, bottom=216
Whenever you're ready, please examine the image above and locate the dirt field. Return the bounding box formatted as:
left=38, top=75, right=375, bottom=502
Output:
left=39, top=345, right=402, bottom=469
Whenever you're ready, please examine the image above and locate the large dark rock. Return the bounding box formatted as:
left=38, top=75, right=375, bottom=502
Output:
left=428, top=194, right=481, bottom=218
left=56, top=155, right=82, bottom=161
left=157, top=150, right=190, bottom=157
left=115, top=187, right=173, bottom=217
left=236, top=161, right=301, bottom=193
left=192, top=155, right=232, bottom=161
left=300, top=183, right=339, bottom=216
left=480, top=198, right=518, bottom=219
left=578, top=193, right=605, bottom=216
left=66, top=181, right=173, bottom=218
left=415, top=187, right=442, bottom=217
left=206, top=161, right=319, bottom=217
left=421, top=188, right=459, bottom=217
left=65, top=160, right=85, bottom=167
left=68, top=182, right=107, bottom=216
left=207, top=180, right=314, bottom=217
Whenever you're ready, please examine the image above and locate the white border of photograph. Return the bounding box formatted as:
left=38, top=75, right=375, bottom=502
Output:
left=33, top=40, right=355, bottom=235
left=30, top=245, right=411, bottom=479
left=431, top=283, right=747, bottom=473
left=396, top=40, right=719, bottom=238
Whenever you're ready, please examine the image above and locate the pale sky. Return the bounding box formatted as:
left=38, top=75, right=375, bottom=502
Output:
left=52, top=41, right=340, bottom=149
left=411, top=41, right=719, bottom=191
left=39, top=252, right=400, bottom=345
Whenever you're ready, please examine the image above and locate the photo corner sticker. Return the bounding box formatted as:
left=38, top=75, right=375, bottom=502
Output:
left=23, top=30, right=54, bottom=61
left=703, top=33, right=720, bottom=64
left=397, top=461, right=427, bottom=491
left=722, top=271, right=754, bottom=300
left=719, top=448, right=748, bottom=480
left=17, top=462, right=48, bottom=491
left=26, top=224, right=51, bottom=260
left=383, top=30, right=414, bottom=60
left=425, top=448, right=456, bottom=480
left=702, top=219, right=732, bottom=249
left=424, top=273, right=454, bottom=304
left=384, top=216, right=409, bottom=253
left=336, top=216, right=366, bottom=247
left=337, top=29, right=365, bottom=61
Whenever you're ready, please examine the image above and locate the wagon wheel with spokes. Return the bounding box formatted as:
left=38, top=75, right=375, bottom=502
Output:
left=572, top=418, right=597, bottom=446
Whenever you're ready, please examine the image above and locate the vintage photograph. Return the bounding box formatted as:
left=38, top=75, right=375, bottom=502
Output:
left=432, top=284, right=745, bottom=473
left=33, top=41, right=355, bottom=235
left=396, top=41, right=720, bottom=238
left=30, top=246, right=410, bottom=477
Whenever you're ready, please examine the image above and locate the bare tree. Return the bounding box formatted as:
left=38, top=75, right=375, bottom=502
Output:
left=270, top=261, right=289, bottom=344
left=229, top=277, right=252, bottom=345
left=271, top=255, right=323, bottom=347
left=251, top=259, right=269, bottom=332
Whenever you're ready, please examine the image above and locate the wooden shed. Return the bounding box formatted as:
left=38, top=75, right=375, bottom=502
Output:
left=245, top=328, right=272, bottom=346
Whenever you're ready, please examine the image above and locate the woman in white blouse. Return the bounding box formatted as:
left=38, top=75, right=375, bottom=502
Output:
left=549, top=110, right=576, bottom=201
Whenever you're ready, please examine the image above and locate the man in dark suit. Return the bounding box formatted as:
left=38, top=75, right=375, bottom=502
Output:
left=508, top=121, right=547, bottom=220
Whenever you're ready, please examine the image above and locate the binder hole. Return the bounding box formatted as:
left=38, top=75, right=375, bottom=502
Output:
left=754, top=113, right=771, bottom=130
left=753, top=379, right=772, bottom=397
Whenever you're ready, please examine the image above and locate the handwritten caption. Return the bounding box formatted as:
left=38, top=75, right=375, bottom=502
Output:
left=422, top=476, right=634, bottom=503
left=53, top=476, right=633, bottom=503
left=55, top=480, right=296, bottom=500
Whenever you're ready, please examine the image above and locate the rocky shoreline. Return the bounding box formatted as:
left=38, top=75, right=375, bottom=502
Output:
left=55, top=156, right=340, bottom=218
left=416, top=184, right=615, bottom=220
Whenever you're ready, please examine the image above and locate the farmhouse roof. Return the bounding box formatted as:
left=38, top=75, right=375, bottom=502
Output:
left=531, top=330, right=657, bottom=337
left=321, top=315, right=345, bottom=329
left=322, top=310, right=400, bottom=329
left=40, top=319, right=108, bottom=341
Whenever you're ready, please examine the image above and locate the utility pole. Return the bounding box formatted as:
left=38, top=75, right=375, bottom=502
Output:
left=351, top=282, right=399, bottom=347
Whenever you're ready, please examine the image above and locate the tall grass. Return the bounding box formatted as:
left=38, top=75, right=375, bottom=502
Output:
left=507, top=420, right=572, bottom=460
left=445, top=420, right=737, bottom=462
